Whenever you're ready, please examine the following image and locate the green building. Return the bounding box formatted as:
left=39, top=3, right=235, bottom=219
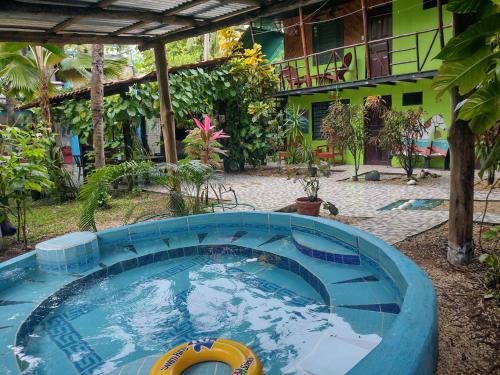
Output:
left=261, top=0, right=452, bottom=168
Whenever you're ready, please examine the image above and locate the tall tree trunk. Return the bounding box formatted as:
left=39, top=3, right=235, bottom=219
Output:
left=33, top=46, right=53, bottom=128
left=447, top=13, right=476, bottom=265
left=91, top=44, right=105, bottom=169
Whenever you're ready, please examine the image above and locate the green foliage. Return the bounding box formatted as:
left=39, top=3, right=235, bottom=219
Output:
left=293, top=175, right=320, bottom=202
left=79, top=161, right=154, bottom=231
left=284, top=105, right=306, bottom=149
left=164, top=160, right=215, bottom=215
left=54, top=49, right=278, bottom=171
left=321, top=101, right=365, bottom=179
left=433, top=1, right=499, bottom=134
left=0, top=125, right=53, bottom=244
left=479, top=247, right=500, bottom=300
left=376, top=109, right=426, bottom=178
left=475, top=127, right=499, bottom=182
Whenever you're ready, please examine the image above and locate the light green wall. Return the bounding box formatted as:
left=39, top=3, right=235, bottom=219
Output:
left=287, top=78, right=451, bottom=168
left=280, top=1, right=453, bottom=90
left=392, top=0, right=453, bottom=74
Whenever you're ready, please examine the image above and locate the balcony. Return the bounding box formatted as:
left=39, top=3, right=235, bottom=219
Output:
left=272, top=25, right=452, bottom=95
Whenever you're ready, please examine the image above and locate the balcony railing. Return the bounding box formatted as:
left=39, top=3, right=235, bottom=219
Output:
left=272, top=26, right=452, bottom=92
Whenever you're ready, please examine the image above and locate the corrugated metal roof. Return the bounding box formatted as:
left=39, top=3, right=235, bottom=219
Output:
left=0, top=1, right=318, bottom=47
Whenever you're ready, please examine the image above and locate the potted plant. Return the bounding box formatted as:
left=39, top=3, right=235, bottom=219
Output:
left=294, top=175, right=322, bottom=216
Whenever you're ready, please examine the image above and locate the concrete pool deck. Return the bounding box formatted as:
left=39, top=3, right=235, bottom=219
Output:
left=146, top=164, right=500, bottom=244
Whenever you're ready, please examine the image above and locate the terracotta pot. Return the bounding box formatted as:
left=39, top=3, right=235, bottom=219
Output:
left=295, top=197, right=322, bottom=216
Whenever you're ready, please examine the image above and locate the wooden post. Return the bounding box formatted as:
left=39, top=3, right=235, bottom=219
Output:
left=361, top=0, right=371, bottom=79
left=447, top=13, right=476, bottom=265
left=437, top=0, right=445, bottom=49
left=298, top=7, right=312, bottom=87
left=153, top=42, right=177, bottom=165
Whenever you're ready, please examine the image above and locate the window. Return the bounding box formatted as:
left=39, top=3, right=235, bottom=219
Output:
left=423, top=0, right=448, bottom=10
left=312, top=18, right=344, bottom=65
left=311, top=99, right=349, bottom=140
left=402, top=92, right=423, bottom=106
left=312, top=102, right=330, bottom=140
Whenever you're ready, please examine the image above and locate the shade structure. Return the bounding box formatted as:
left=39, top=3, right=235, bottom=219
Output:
left=0, top=0, right=324, bottom=49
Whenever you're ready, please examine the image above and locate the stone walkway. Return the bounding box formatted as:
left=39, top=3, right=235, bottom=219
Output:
left=146, top=165, right=500, bottom=244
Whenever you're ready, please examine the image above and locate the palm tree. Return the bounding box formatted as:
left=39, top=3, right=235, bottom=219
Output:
left=0, top=43, right=126, bottom=131
left=91, top=44, right=105, bottom=169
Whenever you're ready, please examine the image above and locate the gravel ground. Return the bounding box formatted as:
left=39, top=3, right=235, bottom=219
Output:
left=395, top=223, right=499, bottom=375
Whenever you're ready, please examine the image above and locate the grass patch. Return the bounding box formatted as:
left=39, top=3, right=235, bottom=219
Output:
left=3, top=192, right=168, bottom=248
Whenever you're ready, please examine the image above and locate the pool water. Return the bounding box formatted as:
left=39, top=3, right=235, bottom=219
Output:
left=2, top=213, right=424, bottom=375
left=378, top=199, right=444, bottom=211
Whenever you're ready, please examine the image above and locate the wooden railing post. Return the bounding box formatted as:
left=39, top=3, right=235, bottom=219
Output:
left=298, top=7, right=312, bottom=87
left=415, top=33, right=420, bottom=71
left=437, top=0, right=445, bottom=49
left=361, top=0, right=371, bottom=79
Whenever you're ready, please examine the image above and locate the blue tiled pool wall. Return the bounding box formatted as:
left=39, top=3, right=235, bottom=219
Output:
left=36, top=237, right=100, bottom=274
left=5, top=212, right=437, bottom=375
left=0, top=252, right=36, bottom=293
left=96, top=212, right=407, bottom=297
left=15, top=245, right=330, bottom=369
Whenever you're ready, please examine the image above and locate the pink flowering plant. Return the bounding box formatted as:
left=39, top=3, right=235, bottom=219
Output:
left=183, top=115, right=229, bottom=168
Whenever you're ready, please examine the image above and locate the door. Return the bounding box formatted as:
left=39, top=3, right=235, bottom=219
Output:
left=364, top=95, right=391, bottom=165
left=368, top=5, right=392, bottom=77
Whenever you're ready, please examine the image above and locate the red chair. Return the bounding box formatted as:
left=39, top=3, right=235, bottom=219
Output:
left=281, top=66, right=307, bottom=89
left=316, top=144, right=343, bottom=166
left=315, top=52, right=353, bottom=85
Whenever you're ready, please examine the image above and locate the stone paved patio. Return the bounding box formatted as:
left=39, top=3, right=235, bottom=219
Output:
left=146, top=165, right=500, bottom=244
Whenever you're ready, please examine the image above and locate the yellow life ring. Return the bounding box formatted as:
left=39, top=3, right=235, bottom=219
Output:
left=149, top=338, right=263, bottom=375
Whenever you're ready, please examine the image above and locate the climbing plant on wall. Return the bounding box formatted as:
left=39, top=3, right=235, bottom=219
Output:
left=53, top=45, right=278, bottom=170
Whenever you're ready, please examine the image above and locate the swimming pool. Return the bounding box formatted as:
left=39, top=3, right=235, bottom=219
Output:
left=0, top=212, right=437, bottom=375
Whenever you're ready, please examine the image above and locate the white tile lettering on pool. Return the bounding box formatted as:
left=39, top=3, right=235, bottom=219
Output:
left=0, top=212, right=437, bottom=375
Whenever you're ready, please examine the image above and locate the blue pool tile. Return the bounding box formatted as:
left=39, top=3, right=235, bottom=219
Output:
left=137, top=253, right=155, bottom=267
left=153, top=250, right=170, bottom=263
left=169, top=247, right=184, bottom=259
left=183, top=246, right=198, bottom=257
left=106, top=262, right=123, bottom=277
left=157, top=217, right=188, bottom=235
left=121, top=258, right=138, bottom=271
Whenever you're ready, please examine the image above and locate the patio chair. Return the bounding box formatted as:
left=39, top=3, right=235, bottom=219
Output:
left=316, top=144, right=343, bottom=166
left=281, top=66, right=307, bottom=89
left=315, top=52, right=352, bottom=85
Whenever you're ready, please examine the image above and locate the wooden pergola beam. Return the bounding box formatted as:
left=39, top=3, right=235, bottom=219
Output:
left=140, top=0, right=324, bottom=50
left=0, top=31, right=145, bottom=45
left=0, top=1, right=198, bottom=26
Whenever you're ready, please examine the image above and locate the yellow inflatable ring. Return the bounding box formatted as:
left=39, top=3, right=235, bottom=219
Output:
left=149, top=338, right=263, bottom=375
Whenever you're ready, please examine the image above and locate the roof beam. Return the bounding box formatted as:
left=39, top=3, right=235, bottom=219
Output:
left=0, top=31, right=145, bottom=45
left=50, top=0, right=119, bottom=33
left=0, top=1, right=198, bottom=26
left=140, top=0, right=324, bottom=50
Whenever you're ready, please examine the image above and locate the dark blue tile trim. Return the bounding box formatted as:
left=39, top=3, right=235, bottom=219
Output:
left=43, top=315, right=104, bottom=375
left=197, top=233, right=208, bottom=244
left=292, top=237, right=361, bottom=265
left=0, top=325, right=12, bottom=329
left=230, top=231, right=248, bottom=243
left=0, top=300, right=31, bottom=306
left=333, top=275, right=379, bottom=284
left=258, top=234, right=288, bottom=247
left=337, top=303, right=400, bottom=314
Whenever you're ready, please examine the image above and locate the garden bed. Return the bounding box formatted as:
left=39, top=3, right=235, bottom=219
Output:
left=395, top=222, right=499, bottom=375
